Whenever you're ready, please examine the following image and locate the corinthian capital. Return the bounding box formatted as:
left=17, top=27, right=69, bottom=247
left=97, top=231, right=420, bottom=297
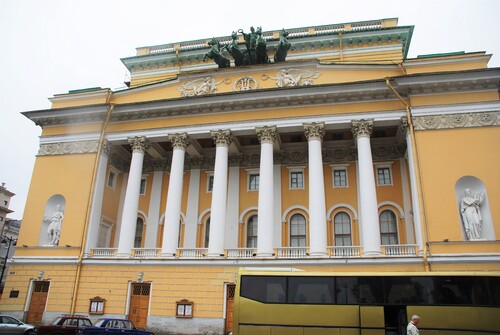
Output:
left=351, top=119, right=373, bottom=138
left=168, top=133, right=191, bottom=150
left=256, top=126, right=278, bottom=144
left=128, top=136, right=150, bottom=152
left=210, top=129, right=233, bottom=147
left=304, top=122, right=325, bottom=141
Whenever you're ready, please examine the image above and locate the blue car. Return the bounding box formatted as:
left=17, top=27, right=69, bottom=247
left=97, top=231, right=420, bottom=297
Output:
left=78, top=318, right=153, bottom=335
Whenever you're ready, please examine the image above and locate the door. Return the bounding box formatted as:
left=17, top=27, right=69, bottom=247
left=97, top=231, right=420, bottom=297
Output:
left=384, top=306, right=407, bottom=335
left=26, top=281, right=50, bottom=324
left=225, top=284, right=235, bottom=334
left=129, top=283, right=150, bottom=329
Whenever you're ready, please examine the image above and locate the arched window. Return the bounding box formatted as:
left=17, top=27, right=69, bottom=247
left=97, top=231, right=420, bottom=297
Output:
left=380, top=210, right=398, bottom=245
left=290, top=214, right=306, bottom=247
left=204, top=217, right=210, bottom=248
left=134, top=218, right=144, bottom=248
left=334, top=212, right=352, bottom=246
left=246, top=215, right=258, bottom=248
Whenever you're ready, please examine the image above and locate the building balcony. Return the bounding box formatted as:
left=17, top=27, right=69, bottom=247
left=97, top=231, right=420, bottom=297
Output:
left=88, top=244, right=419, bottom=260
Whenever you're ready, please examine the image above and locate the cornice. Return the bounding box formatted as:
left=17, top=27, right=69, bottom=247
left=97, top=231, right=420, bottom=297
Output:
left=23, top=68, right=500, bottom=128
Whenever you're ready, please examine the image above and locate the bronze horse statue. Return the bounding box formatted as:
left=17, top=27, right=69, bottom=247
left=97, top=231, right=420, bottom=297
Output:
left=204, top=37, right=230, bottom=68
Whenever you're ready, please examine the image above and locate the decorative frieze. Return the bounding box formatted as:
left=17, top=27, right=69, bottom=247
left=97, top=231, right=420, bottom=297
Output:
left=38, top=140, right=99, bottom=156
left=168, top=133, right=191, bottom=150
left=412, top=111, right=499, bottom=130
left=304, top=122, right=325, bottom=141
left=179, top=77, right=230, bottom=97
left=128, top=136, right=150, bottom=152
left=233, top=76, right=258, bottom=91
left=210, top=129, right=233, bottom=146
left=256, top=126, right=278, bottom=144
left=262, top=68, right=320, bottom=87
left=351, top=119, right=374, bottom=138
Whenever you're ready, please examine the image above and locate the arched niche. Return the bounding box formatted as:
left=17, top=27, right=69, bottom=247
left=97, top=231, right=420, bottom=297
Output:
left=455, top=176, right=494, bottom=241
left=39, top=194, right=66, bottom=246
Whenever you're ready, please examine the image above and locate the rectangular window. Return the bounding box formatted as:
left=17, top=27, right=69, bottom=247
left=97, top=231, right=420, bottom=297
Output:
left=139, top=178, right=147, bottom=195
left=107, top=171, right=116, bottom=188
left=89, top=297, right=105, bottom=314
left=248, top=174, right=260, bottom=191
left=334, top=169, right=347, bottom=187
left=290, top=171, right=304, bottom=189
left=207, top=175, right=214, bottom=192
left=377, top=167, right=392, bottom=185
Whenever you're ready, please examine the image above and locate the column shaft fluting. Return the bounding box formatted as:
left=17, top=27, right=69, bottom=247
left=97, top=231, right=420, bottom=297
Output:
left=352, top=120, right=381, bottom=256
left=208, top=130, right=232, bottom=257
left=161, top=134, right=190, bottom=257
left=117, top=137, right=149, bottom=257
left=304, top=122, right=327, bottom=256
left=256, top=126, right=277, bottom=257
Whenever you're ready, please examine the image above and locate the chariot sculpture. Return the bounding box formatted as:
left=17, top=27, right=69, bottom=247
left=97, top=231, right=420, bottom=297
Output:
left=204, top=27, right=291, bottom=68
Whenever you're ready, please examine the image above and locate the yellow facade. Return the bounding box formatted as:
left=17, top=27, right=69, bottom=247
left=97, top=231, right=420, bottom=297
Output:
left=1, top=18, right=499, bottom=335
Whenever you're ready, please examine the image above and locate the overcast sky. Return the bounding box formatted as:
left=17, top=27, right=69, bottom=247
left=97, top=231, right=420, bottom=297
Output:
left=1, top=0, right=499, bottom=219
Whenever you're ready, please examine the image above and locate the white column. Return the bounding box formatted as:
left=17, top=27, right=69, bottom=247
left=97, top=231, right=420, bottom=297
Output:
left=402, top=117, right=424, bottom=253
left=225, top=165, right=240, bottom=249
left=84, top=141, right=110, bottom=256
left=161, top=133, right=190, bottom=257
left=207, top=130, right=232, bottom=257
left=184, top=168, right=201, bottom=248
left=144, top=166, right=164, bottom=248
left=117, top=137, right=149, bottom=257
left=273, top=164, right=282, bottom=248
left=352, top=120, right=381, bottom=256
left=256, top=126, right=278, bottom=257
left=304, top=122, right=328, bottom=256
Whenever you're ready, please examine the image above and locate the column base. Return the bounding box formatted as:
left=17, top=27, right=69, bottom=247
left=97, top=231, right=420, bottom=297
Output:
left=207, top=253, right=225, bottom=258
left=256, top=252, right=274, bottom=258
left=308, top=251, right=328, bottom=258
left=116, top=252, right=132, bottom=258
left=362, top=250, right=382, bottom=257
left=160, top=252, right=177, bottom=258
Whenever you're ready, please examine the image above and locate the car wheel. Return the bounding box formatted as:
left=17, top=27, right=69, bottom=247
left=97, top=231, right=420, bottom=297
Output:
left=24, top=331, right=36, bottom=335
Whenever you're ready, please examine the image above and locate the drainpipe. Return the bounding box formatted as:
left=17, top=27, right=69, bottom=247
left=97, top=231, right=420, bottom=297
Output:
left=70, top=91, right=115, bottom=314
left=385, top=77, right=431, bottom=272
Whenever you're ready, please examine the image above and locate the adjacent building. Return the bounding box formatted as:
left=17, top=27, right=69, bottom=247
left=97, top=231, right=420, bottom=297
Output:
left=0, top=18, right=498, bottom=334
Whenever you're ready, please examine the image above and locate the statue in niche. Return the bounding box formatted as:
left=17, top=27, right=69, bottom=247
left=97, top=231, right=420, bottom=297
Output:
left=46, top=204, right=64, bottom=245
left=203, top=37, right=230, bottom=68
left=274, top=29, right=291, bottom=63
left=460, top=188, right=484, bottom=240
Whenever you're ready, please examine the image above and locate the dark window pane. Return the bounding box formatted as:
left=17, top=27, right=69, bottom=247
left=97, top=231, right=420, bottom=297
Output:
left=359, top=277, right=384, bottom=304
left=288, top=276, right=334, bottom=304
left=240, top=276, right=286, bottom=303
left=385, top=277, right=418, bottom=304
left=335, top=277, right=358, bottom=304
left=432, top=276, right=472, bottom=305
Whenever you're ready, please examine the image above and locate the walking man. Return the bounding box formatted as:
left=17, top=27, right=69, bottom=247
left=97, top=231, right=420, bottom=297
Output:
left=407, top=315, right=420, bottom=335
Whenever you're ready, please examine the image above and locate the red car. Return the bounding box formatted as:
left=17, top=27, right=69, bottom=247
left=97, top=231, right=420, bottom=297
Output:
left=36, top=315, right=92, bottom=335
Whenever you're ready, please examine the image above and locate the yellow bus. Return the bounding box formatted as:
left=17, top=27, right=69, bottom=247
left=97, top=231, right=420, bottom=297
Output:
left=233, top=269, right=500, bottom=335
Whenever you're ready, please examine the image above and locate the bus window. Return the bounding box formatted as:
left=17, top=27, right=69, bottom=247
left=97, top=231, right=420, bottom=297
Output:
left=489, top=277, right=500, bottom=306
left=240, top=276, right=286, bottom=303
left=385, top=277, right=418, bottom=304
left=288, top=276, right=334, bottom=304
left=411, top=276, right=434, bottom=304
left=432, top=277, right=472, bottom=305
left=335, top=277, right=358, bottom=304
left=358, top=277, right=384, bottom=304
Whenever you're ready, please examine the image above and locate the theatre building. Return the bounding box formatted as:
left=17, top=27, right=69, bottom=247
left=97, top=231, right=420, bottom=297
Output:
left=0, top=18, right=499, bottom=334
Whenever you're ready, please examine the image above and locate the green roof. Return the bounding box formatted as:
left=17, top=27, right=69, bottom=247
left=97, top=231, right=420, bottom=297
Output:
left=67, top=87, right=104, bottom=94
left=417, top=51, right=465, bottom=59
